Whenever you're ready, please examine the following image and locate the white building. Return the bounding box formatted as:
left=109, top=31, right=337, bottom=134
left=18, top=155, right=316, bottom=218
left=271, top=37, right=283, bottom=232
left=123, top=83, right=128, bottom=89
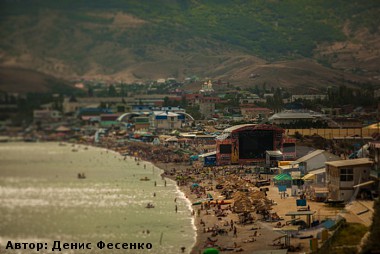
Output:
left=291, top=149, right=340, bottom=173
left=291, top=94, right=327, bottom=102
left=268, top=110, right=325, bottom=125
left=150, top=111, right=182, bottom=131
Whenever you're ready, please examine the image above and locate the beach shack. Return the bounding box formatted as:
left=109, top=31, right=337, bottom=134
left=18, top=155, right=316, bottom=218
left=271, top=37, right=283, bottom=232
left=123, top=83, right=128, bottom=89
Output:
left=326, top=158, right=373, bottom=202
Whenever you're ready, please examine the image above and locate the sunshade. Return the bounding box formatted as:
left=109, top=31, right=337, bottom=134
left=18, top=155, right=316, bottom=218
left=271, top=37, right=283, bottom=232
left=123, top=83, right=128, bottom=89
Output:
left=273, top=173, right=292, bottom=181
left=203, top=248, right=219, bottom=254
left=302, top=173, right=316, bottom=180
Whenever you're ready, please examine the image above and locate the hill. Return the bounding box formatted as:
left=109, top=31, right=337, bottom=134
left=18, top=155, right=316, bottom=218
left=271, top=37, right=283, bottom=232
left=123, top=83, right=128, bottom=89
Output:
left=0, top=67, right=77, bottom=94
left=0, top=0, right=379, bottom=91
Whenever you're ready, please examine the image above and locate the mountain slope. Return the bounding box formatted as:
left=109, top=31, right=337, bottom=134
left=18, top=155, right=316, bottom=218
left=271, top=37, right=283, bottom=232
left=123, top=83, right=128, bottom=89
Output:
left=0, top=67, right=77, bottom=94
left=0, top=0, right=379, bottom=90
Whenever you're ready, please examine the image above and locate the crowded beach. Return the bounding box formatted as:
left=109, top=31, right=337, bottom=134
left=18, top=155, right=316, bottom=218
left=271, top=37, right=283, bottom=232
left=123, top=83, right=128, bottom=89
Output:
left=70, top=127, right=375, bottom=254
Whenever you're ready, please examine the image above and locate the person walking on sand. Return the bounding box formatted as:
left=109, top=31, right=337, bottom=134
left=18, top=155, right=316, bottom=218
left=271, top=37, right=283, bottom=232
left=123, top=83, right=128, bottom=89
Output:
left=233, top=226, right=237, bottom=237
left=175, top=205, right=178, bottom=213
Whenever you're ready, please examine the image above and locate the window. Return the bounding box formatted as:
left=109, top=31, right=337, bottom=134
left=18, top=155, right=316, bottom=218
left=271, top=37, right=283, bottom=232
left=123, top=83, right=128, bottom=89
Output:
left=340, top=168, right=353, bottom=181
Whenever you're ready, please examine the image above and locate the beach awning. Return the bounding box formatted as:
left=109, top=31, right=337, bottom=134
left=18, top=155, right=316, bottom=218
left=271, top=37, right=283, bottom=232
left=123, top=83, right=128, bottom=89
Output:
left=199, top=151, right=217, bottom=158
left=302, top=173, right=315, bottom=181
left=272, top=234, right=287, bottom=241
left=308, top=167, right=326, bottom=175
left=353, top=180, right=375, bottom=188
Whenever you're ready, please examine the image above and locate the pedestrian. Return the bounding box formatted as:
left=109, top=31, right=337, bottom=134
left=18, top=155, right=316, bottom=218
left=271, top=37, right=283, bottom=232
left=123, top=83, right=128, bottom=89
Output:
left=233, top=226, right=237, bottom=237
left=175, top=205, right=178, bottom=213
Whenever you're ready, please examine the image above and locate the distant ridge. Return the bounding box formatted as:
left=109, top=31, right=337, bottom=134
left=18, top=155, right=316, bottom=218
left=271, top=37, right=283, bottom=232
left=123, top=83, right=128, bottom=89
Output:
left=0, top=0, right=379, bottom=91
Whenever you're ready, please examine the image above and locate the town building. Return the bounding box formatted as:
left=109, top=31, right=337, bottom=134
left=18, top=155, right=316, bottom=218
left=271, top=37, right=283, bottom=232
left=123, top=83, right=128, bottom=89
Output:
left=268, top=111, right=317, bottom=125
left=199, top=98, right=216, bottom=119
left=33, top=109, right=62, bottom=122
left=240, top=107, right=272, bottom=120
left=150, top=111, right=183, bottom=131
left=291, top=94, right=327, bottom=102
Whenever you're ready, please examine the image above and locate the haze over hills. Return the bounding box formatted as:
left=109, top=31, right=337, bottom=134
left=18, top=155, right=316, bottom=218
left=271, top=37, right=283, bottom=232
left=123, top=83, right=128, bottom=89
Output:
left=0, top=0, right=379, bottom=92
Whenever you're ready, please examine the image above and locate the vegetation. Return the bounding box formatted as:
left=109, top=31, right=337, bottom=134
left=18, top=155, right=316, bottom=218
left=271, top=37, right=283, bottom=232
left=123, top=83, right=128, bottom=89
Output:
left=361, top=199, right=380, bottom=253
left=322, top=223, right=368, bottom=254
left=0, top=0, right=378, bottom=72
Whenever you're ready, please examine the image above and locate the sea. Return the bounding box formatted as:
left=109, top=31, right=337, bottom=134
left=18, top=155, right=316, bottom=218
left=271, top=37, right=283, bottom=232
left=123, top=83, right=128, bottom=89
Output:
left=0, top=142, right=196, bottom=254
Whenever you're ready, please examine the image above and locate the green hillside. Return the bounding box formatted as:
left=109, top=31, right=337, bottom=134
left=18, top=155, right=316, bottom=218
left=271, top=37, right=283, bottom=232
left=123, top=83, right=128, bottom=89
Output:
left=0, top=0, right=379, bottom=88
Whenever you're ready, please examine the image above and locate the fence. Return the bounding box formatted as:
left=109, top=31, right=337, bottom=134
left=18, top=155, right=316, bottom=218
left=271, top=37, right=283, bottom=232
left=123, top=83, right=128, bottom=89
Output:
left=286, top=128, right=378, bottom=139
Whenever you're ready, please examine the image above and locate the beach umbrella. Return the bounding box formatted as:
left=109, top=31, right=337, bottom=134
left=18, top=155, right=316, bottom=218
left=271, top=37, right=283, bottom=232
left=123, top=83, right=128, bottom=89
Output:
left=203, top=248, right=219, bottom=254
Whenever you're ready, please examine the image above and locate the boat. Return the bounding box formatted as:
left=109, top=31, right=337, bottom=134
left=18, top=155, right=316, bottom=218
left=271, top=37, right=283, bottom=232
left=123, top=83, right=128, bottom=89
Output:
left=145, top=203, right=155, bottom=208
left=140, top=176, right=150, bottom=181
left=77, top=173, right=86, bottom=179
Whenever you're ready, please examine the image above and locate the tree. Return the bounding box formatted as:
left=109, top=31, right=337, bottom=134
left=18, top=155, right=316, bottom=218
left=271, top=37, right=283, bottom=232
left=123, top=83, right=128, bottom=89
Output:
left=108, top=85, right=117, bottom=97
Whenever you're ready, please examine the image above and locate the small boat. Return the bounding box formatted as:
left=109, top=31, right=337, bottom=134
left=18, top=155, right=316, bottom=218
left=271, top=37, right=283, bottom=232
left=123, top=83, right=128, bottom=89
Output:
left=146, top=203, right=155, bottom=208
left=140, top=176, right=150, bottom=181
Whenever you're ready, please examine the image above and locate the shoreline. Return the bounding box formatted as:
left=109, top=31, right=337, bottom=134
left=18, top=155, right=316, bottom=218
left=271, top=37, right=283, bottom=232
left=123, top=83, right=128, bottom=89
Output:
left=153, top=161, right=201, bottom=254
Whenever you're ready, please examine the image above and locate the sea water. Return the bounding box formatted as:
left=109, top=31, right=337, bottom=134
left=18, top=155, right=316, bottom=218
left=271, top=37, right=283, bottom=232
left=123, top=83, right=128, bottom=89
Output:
left=0, top=142, right=196, bottom=254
